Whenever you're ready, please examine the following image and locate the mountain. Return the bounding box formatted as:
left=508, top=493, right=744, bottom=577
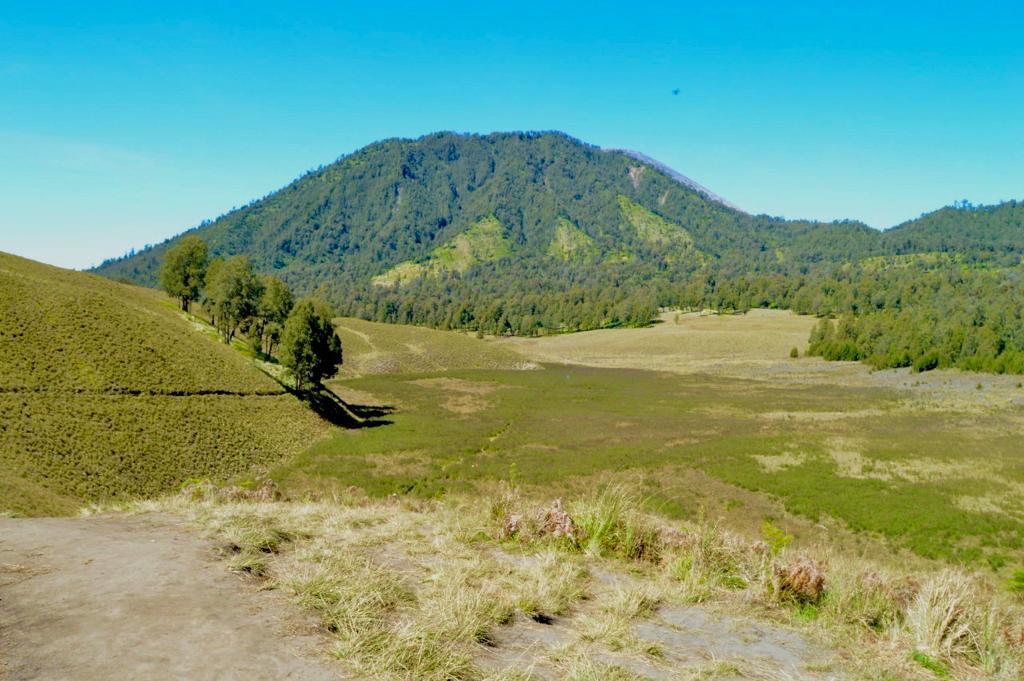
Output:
left=94, top=131, right=880, bottom=331
left=94, top=131, right=1022, bottom=336
left=0, top=252, right=327, bottom=515
left=604, top=148, right=744, bottom=212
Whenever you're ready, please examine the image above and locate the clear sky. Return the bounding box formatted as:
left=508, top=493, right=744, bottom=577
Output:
left=2, top=1, right=1022, bottom=269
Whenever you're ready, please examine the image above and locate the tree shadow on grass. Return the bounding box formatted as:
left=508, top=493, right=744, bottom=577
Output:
left=289, top=386, right=395, bottom=429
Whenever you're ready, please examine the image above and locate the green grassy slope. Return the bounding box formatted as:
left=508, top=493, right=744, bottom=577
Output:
left=0, top=252, right=328, bottom=515
left=332, top=316, right=531, bottom=377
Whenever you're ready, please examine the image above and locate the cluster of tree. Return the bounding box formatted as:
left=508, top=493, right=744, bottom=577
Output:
left=159, top=236, right=342, bottom=388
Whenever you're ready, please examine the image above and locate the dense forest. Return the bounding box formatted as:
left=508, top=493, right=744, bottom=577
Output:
left=95, top=131, right=1024, bottom=374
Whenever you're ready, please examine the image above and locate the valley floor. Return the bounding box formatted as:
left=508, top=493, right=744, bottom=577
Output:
left=5, top=308, right=1024, bottom=680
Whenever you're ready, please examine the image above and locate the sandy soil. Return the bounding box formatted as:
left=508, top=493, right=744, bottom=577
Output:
left=0, top=514, right=341, bottom=681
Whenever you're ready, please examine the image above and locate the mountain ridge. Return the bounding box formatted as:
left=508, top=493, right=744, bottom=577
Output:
left=604, top=148, right=744, bottom=213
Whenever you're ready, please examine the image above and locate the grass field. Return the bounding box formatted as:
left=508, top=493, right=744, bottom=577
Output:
left=497, top=309, right=819, bottom=376
left=0, top=252, right=328, bottom=515
left=333, top=316, right=534, bottom=377
left=274, top=311, right=1024, bottom=573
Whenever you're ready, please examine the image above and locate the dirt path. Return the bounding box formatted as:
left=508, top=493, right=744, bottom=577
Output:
left=0, top=514, right=341, bottom=681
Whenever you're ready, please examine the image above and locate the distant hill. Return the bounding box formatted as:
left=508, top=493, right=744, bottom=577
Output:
left=881, top=201, right=1024, bottom=264
left=0, top=252, right=327, bottom=515
left=94, top=131, right=1023, bottom=336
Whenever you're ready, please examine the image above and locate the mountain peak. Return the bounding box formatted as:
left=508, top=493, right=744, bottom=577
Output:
left=605, top=148, right=743, bottom=213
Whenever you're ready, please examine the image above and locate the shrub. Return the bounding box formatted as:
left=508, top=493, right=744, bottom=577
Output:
left=761, top=519, right=794, bottom=557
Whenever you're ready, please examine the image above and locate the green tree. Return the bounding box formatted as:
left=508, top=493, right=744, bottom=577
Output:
left=158, top=235, right=208, bottom=312
left=255, top=276, right=294, bottom=356
left=280, top=299, right=343, bottom=390
left=204, top=256, right=263, bottom=343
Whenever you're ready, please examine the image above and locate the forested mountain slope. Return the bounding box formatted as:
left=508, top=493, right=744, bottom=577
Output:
left=0, top=252, right=327, bottom=515
left=96, top=131, right=889, bottom=332
left=94, top=131, right=1024, bottom=372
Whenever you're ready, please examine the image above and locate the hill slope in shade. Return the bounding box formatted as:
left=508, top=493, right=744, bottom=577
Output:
left=0, top=252, right=328, bottom=515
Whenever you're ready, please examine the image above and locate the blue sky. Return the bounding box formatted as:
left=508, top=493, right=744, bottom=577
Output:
left=2, top=1, right=1022, bottom=268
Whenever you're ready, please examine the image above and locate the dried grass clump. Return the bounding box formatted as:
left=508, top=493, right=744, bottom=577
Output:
left=905, top=570, right=978, bottom=659
left=493, top=486, right=661, bottom=562
left=499, top=512, right=524, bottom=540
left=772, top=556, right=826, bottom=604
left=821, top=565, right=918, bottom=630
left=568, top=488, right=663, bottom=562
left=514, top=551, right=589, bottom=621
left=542, top=499, right=578, bottom=544
left=217, top=478, right=283, bottom=503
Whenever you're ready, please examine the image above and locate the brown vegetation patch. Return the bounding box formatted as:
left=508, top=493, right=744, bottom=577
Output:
left=773, top=557, right=826, bottom=604
left=753, top=450, right=808, bottom=474
left=363, top=452, right=435, bottom=479
left=759, top=408, right=888, bottom=422
left=409, top=377, right=503, bottom=414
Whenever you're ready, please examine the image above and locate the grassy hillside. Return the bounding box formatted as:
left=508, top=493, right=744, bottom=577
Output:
left=332, top=316, right=532, bottom=377
left=372, top=215, right=512, bottom=286
left=0, top=252, right=328, bottom=515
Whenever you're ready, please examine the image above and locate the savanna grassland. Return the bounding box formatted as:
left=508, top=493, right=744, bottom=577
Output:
left=274, top=311, right=1024, bottom=571
left=0, top=252, right=328, bottom=515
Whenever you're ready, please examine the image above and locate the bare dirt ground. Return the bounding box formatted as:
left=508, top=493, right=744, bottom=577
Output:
left=0, top=514, right=341, bottom=681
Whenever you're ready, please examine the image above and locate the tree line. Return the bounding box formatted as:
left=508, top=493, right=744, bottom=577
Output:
left=159, top=235, right=343, bottom=390
left=683, top=259, right=1024, bottom=375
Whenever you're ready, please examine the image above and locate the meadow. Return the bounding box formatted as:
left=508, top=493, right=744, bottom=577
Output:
left=275, top=311, right=1024, bottom=571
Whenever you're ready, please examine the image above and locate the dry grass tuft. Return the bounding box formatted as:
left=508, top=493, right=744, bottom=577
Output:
left=772, top=556, right=827, bottom=604
left=905, top=570, right=979, bottom=659
left=542, top=499, right=578, bottom=545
